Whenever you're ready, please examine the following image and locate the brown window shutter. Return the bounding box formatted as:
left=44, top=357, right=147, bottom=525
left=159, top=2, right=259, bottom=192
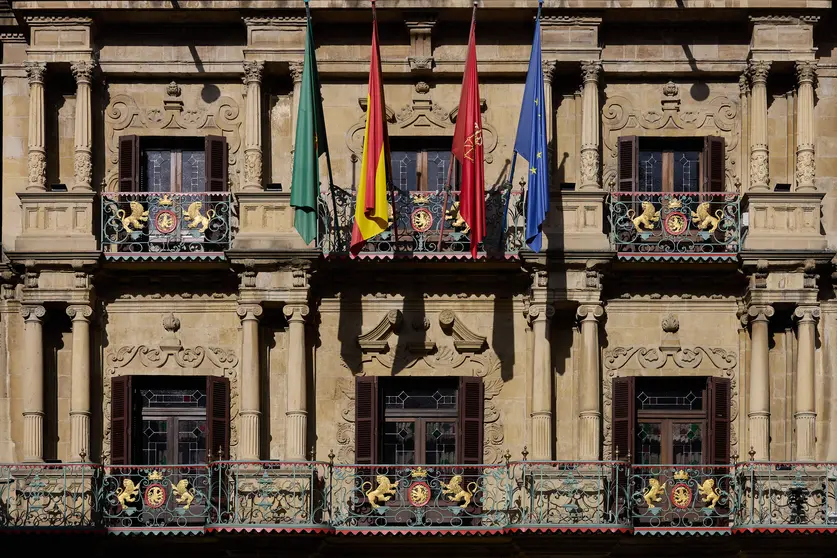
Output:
left=355, top=376, right=379, bottom=465
left=703, top=136, right=725, bottom=193
left=111, top=376, right=133, bottom=465
left=118, top=135, right=140, bottom=192
left=708, top=377, right=731, bottom=465
left=459, top=376, right=484, bottom=465
left=205, top=135, right=228, bottom=192
left=611, top=376, right=635, bottom=460
left=206, top=376, right=231, bottom=461
left=617, top=136, right=639, bottom=192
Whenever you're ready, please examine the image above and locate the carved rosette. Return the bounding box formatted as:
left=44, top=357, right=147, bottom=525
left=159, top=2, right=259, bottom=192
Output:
left=579, top=147, right=600, bottom=187
left=70, top=60, right=96, bottom=85
left=27, top=151, right=46, bottom=190
left=242, top=60, right=264, bottom=85
left=24, top=61, right=46, bottom=85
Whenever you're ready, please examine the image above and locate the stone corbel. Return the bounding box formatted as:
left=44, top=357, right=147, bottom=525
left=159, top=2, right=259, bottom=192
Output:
left=439, top=310, right=486, bottom=353
left=358, top=309, right=403, bottom=353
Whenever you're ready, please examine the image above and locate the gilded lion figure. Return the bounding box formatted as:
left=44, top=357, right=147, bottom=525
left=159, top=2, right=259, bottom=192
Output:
left=363, top=474, right=397, bottom=510
left=116, top=478, right=140, bottom=508
left=183, top=201, right=215, bottom=233
left=172, top=479, right=196, bottom=510
left=698, top=478, right=721, bottom=509
left=441, top=474, right=477, bottom=509
left=643, top=478, right=667, bottom=508
left=691, top=202, right=724, bottom=233
left=117, top=201, right=149, bottom=232
left=627, top=201, right=660, bottom=233
left=445, top=201, right=470, bottom=234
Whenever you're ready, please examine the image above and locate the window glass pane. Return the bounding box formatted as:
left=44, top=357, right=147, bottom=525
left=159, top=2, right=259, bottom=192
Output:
left=638, top=150, right=662, bottom=192
left=382, top=421, right=416, bottom=465
left=391, top=151, right=418, bottom=191
left=635, top=378, right=704, bottom=411
left=177, top=419, right=207, bottom=464
left=672, top=422, right=703, bottom=465
left=140, top=389, right=207, bottom=409
left=144, top=149, right=172, bottom=192
left=425, top=421, right=456, bottom=465
left=141, top=419, right=169, bottom=465
left=673, top=150, right=700, bottom=192
left=383, top=387, right=457, bottom=411
left=181, top=150, right=207, bottom=193
left=636, top=422, right=662, bottom=465
left=426, top=150, right=452, bottom=191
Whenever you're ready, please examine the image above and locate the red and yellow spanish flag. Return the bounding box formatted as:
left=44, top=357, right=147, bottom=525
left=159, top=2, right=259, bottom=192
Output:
left=350, top=5, right=391, bottom=256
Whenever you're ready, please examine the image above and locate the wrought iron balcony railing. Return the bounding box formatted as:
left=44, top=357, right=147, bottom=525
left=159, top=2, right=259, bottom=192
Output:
left=608, top=192, right=741, bottom=261
left=101, top=192, right=233, bottom=259
left=317, top=187, right=524, bottom=258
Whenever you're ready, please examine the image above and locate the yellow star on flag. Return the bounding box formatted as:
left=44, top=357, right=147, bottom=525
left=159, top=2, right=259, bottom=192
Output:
left=530, top=167, right=537, bottom=174
left=537, top=152, right=542, bottom=158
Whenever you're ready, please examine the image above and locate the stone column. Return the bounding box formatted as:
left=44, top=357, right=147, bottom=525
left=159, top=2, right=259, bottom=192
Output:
left=794, top=305, right=820, bottom=461
left=243, top=60, right=265, bottom=191
left=577, top=304, right=604, bottom=461
left=289, top=62, right=304, bottom=151
left=795, top=62, right=817, bottom=192
left=579, top=61, right=602, bottom=191
left=749, top=61, right=771, bottom=191
left=24, top=62, right=47, bottom=191
left=528, top=303, right=554, bottom=461
left=236, top=304, right=263, bottom=460
left=71, top=61, right=95, bottom=191
left=22, top=305, right=46, bottom=462
left=283, top=304, right=310, bottom=461
left=67, top=305, right=93, bottom=461
left=748, top=305, right=774, bottom=460
left=542, top=60, right=556, bottom=146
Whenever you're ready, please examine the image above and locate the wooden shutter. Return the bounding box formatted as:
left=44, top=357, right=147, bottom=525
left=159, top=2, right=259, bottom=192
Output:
left=111, top=376, right=133, bottom=465
left=617, top=136, right=639, bottom=192
left=355, top=376, right=379, bottom=465
left=206, top=376, right=231, bottom=461
left=118, top=135, right=140, bottom=192
left=205, top=135, right=228, bottom=192
left=459, top=377, right=485, bottom=465
left=708, top=377, right=731, bottom=465
left=703, top=136, right=725, bottom=192
left=611, top=376, right=635, bottom=460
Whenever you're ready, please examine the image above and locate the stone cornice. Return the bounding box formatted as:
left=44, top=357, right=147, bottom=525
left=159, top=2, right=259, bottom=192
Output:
left=24, top=16, right=92, bottom=25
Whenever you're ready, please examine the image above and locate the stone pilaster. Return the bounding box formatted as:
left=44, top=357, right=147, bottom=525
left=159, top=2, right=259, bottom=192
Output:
left=577, top=304, right=604, bottom=461
left=749, top=61, right=771, bottom=191
left=528, top=302, right=554, bottom=461
left=283, top=304, right=310, bottom=461
left=22, top=305, right=46, bottom=462
left=579, top=61, right=602, bottom=190
left=793, top=305, right=820, bottom=461
left=24, top=62, right=47, bottom=192
left=289, top=62, right=304, bottom=150
left=67, top=305, right=93, bottom=461
left=739, top=73, right=750, bottom=191
left=71, top=61, right=95, bottom=191
left=243, top=60, right=265, bottom=191
left=236, top=304, right=263, bottom=460
left=747, top=304, right=774, bottom=460
left=795, top=61, right=817, bottom=191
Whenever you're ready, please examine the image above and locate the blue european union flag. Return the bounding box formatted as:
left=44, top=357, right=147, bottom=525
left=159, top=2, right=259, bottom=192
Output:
left=513, top=15, right=549, bottom=252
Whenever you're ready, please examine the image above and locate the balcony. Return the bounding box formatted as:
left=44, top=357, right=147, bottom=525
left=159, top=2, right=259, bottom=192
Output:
left=317, top=188, right=524, bottom=259
left=101, top=192, right=233, bottom=261
left=608, top=192, right=741, bottom=262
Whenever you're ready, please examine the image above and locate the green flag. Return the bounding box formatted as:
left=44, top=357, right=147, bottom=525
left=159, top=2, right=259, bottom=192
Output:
left=290, top=15, right=329, bottom=246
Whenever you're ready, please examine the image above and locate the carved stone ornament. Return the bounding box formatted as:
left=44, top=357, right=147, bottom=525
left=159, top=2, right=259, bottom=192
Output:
left=749, top=61, right=771, bottom=85
left=438, top=310, right=487, bottom=353
left=70, top=60, right=96, bottom=84
left=581, top=61, right=601, bottom=84
left=243, top=149, right=262, bottom=186
left=162, top=313, right=181, bottom=333
left=289, top=62, right=304, bottom=83
left=166, top=81, right=182, bottom=98
left=357, top=309, right=404, bottom=353
left=73, top=151, right=92, bottom=188
left=750, top=147, right=769, bottom=187
left=28, top=151, right=46, bottom=190
left=795, top=147, right=815, bottom=188
left=415, top=81, right=430, bottom=95
left=24, top=61, right=46, bottom=84
left=661, top=313, right=680, bottom=334
left=243, top=60, right=264, bottom=84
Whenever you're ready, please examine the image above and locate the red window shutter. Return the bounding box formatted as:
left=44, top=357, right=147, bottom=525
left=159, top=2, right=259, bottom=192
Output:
left=617, top=136, right=639, bottom=192
left=118, top=135, right=140, bottom=192
left=205, top=135, right=228, bottom=192
left=355, top=377, right=379, bottom=465
left=206, top=376, right=231, bottom=461
left=111, top=376, right=133, bottom=465
left=703, top=136, right=726, bottom=193
left=611, top=376, right=635, bottom=460
left=459, top=376, right=484, bottom=465
left=708, top=377, right=731, bottom=465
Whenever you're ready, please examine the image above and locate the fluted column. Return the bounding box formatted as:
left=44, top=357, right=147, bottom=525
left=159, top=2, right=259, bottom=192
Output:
left=243, top=60, right=265, bottom=191
left=22, top=305, right=46, bottom=462
left=24, top=62, right=47, bottom=191
left=579, top=61, right=602, bottom=190
left=236, top=304, right=263, bottom=460
left=795, top=62, right=817, bottom=192
left=748, top=305, right=774, bottom=460
left=283, top=304, right=310, bottom=461
left=529, top=303, right=554, bottom=461
left=67, top=305, right=93, bottom=461
left=794, top=305, right=820, bottom=461
left=749, top=61, right=771, bottom=191
left=289, top=62, right=304, bottom=151
left=739, top=73, right=750, bottom=190
left=542, top=60, right=556, bottom=148
left=577, top=304, right=604, bottom=460
left=71, top=61, right=95, bottom=191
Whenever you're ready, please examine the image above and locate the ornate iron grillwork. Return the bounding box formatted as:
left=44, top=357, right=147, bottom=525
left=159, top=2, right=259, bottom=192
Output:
left=0, top=463, right=96, bottom=529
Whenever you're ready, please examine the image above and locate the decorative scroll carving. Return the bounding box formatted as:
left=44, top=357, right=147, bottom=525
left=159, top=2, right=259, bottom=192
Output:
left=438, top=310, right=487, bottom=353
left=357, top=309, right=403, bottom=353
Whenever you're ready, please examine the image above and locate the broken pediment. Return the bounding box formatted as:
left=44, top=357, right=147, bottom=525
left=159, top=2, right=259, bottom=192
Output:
left=357, top=309, right=403, bottom=353
left=439, top=310, right=486, bottom=353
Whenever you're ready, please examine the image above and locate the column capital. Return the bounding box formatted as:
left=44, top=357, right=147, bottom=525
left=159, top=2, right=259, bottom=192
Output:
left=748, top=60, right=771, bottom=85
left=580, top=61, right=601, bottom=84
left=796, top=61, right=817, bottom=85
left=243, top=60, right=265, bottom=84
left=289, top=62, right=304, bottom=84
left=236, top=304, right=263, bottom=321
left=577, top=304, right=604, bottom=321
left=528, top=303, right=554, bottom=323
left=24, top=61, right=46, bottom=85
left=66, top=305, right=93, bottom=321
left=747, top=304, right=775, bottom=323
left=21, top=305, right=46, bottom=322
left=70, top=60, right=97, bottom=85
left=283, top=304, right=310, bottom=322
left=739, top=72, right=750, bottom=96
left=794, top=305, right=821, bottom=323
left=542, top=60, right=556, bottom=82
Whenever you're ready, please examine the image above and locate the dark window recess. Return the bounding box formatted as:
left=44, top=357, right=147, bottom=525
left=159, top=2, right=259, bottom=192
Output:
left=616, top=136, right=725, bottom=193
left=117, top=135, right=228, bottom=193
left=389, top=138, right=459, bottom=191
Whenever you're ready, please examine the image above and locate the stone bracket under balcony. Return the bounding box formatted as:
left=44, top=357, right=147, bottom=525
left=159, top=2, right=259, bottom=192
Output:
left=16, top=192, right=97, bottom=253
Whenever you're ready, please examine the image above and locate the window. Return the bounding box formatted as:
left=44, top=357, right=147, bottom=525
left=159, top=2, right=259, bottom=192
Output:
left=390, top=138, right=457, bottom=192
left=612, top=376, right=730, bottom=465
left=118, top=135, right=228, bottom=193
left=617, top=136, right=725, bottom=193
left=355, top=376, right=483, bottom=465
left=110, top=375, right=230, bottom=465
